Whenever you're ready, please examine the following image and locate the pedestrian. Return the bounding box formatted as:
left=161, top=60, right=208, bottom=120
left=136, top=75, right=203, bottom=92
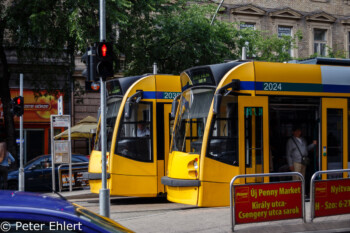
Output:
left=0, top=142, right=15, bottom=189
left=286, top=126, right=317, bottom=180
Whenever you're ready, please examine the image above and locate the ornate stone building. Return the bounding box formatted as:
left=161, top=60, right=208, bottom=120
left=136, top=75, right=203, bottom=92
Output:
left=217, top=0, right=350, bottom=58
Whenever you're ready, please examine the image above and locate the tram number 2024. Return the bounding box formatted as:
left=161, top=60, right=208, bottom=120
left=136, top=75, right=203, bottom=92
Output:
left=263, top=82, right=283, bottom=91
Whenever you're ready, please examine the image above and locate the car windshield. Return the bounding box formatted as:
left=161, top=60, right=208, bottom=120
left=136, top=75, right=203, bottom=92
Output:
left=73, top=204, right=130, bottom=233
left=95, top=97, right=123, bottom=151
left=171, top=87, right=215, bottom=153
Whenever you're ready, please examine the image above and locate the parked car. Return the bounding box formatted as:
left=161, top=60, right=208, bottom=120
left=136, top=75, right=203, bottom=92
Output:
left=0, top=190, right=133, bottom=233
left=7, top=154, right=89, bottom=191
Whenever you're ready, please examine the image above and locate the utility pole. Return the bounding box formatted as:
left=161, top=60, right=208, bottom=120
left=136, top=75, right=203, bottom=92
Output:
left=99, top=0, right=110, bottom=218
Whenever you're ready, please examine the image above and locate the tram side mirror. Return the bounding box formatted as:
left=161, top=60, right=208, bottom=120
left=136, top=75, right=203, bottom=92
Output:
left=125, top=90, right=143, bottom=119
left=213, top=93, right=222, bottom=114
left=125, top=102, right=132, bottom=119
left=171, top=94, right=181, bottom=118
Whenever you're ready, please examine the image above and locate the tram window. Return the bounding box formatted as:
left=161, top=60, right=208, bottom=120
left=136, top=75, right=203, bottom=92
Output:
left=95, top=97, right=122, bottom=151
left=207, top=95, right=239, bottom=166
left=115, top=102, right=152, bottom=162
left=171, top=88, right=215, bottom=153
left=327, top=109, right=343, bottom=178
left=244, top=107, right=263, bottom=172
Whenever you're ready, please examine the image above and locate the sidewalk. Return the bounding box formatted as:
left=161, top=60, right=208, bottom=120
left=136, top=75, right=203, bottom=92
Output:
left=44, top=189, right=98, bottom=200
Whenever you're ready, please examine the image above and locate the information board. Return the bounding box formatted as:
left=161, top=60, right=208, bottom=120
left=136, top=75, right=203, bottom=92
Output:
left=54, top=140, right=70, bottom=163
left=234, top=181, right=302, bottom=224
left=314, top=179, right=350, bottom=217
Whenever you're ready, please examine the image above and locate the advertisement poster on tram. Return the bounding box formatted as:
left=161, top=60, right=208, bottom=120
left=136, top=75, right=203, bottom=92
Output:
left=314, top=179, right=350, bottom=217
left=234, top=182, right=302, bottom=224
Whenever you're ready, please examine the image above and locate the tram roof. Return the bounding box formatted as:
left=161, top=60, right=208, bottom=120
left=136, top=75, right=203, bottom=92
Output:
left=182, top=61, right=246, bottom=87
left=289, top=57, right=350, bottom=66
left=106, top=74, right=149, bottom=97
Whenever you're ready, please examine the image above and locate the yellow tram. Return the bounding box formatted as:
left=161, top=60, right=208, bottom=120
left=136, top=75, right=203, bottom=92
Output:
left=88, top=74, right=181, bottom=197
left=162, top=58, right=349, bottom=207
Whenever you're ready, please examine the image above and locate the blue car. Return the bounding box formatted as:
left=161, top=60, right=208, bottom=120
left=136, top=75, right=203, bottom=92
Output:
left=0, top=190, right=133, bottom=232
left=7, top=154, right=89, bottom=191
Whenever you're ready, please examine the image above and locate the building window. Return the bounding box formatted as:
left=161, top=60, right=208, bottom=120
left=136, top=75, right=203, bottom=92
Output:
left=314, top=29, right=327, bottom=56
left=240, top=23, right=255, bottom=30
left=278, top=26, right=292, bottom=37
left=278, top=26, right=293, bottom=56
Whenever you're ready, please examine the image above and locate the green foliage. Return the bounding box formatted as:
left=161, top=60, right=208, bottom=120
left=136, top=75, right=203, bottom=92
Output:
left=118, top=2, right=239, bottom=75
left=237, top=28, right=302, bottom=62
left=326, top=46, right=346, bottom=59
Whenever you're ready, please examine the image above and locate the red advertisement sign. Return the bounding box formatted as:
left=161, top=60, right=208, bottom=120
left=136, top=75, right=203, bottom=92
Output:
left=0, top=89, right=61, bottom=123
left=314, top=179, right=350, bottom=217
left=234, top=182, right=302, bottom=224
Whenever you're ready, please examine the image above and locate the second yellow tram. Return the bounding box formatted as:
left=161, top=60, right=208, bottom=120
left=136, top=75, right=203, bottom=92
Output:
left=87, top=74, right=181, bottom=197
left=162, top=58, right=350, bottom=207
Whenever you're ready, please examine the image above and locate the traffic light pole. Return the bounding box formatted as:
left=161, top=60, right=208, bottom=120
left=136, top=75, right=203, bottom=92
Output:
left=99, top=0, right=110, bottom=218
left=19, top=74, right=24, bottom=191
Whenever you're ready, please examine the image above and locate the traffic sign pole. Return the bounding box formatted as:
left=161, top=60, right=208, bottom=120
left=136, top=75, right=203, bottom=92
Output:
left=19, top=74, right=24, bottom=191
left=99, top=0, right=110, bottom=218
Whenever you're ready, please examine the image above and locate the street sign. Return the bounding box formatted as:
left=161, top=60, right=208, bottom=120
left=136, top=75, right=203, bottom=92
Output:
left=58, top=96, right=63, bottom=115
left=50, top=114, right=72, bottom=192
left=16, top=139, right=24, bottom=144
left=52, top=115, right=70, bottom=127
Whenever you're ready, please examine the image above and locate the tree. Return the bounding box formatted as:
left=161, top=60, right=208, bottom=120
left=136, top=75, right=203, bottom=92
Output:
left=118, top=2, right=240, bottom=75
left=117, top=2, right=302, bottom=75
left=0, top=0, right=131, bottom=157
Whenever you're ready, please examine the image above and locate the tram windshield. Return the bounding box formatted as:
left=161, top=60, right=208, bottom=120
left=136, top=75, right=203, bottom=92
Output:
left=171, top=87, right=215, bottom=153
left=95, top=97, right=123, bottom=151
left=115, top=102, right=152, bottom=162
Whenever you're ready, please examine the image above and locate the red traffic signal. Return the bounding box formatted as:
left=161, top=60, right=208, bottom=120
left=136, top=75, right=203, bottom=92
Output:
left=95, top=42, right=114, bottom=79
left=101, top=44, right=107, bottom=57
left=12, top=96, right=24, bottom=117
left=96, top=42, right=113, bottom=60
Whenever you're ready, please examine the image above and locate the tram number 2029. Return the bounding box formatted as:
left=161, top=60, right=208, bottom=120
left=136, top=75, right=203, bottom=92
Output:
left=263, top=82, right=283, bottom=91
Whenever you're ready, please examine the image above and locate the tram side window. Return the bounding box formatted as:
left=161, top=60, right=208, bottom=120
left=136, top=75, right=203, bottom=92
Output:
left=207, top=95, right=239, bottom=166
left=115, top=102, right=152, bottom=162
left=95, top=97, right=122, bottom=152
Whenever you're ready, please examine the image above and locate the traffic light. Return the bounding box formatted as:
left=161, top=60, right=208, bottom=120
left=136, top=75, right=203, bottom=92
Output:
left=82, top=47, right=97, bottom=82
left=12, top=96, right=24, bottom=117
left=96, top=42, right=114, bottom=79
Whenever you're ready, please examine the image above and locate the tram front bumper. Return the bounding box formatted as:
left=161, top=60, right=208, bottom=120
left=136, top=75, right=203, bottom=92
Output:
left=83, top=172, right=111, bottom=180
left=161, top=176, right=201, bottom=206
left=161, top=176, right=201, bottom=187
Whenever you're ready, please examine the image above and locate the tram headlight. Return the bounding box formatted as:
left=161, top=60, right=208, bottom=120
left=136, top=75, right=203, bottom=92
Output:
left=193, top=161, right=198, bottom=170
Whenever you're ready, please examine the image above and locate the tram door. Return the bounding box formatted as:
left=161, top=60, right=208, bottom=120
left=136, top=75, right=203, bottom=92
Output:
left=239, top=96, right=269, bottom=183
left=321, top=98, right=348, bottom=179
left=156, top=103, right=173, bottom=194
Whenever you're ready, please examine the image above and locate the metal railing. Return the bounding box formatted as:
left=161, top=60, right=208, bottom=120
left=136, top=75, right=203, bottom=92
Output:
left=57, top=162, right=89, bottom=192
left=230, top=172, right=305, bottom=232
left=310, top=168, right=350, bottom=222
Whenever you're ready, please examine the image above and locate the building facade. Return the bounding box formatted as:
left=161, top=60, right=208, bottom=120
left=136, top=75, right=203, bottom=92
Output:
left=217, top=0, right=350, bottom=58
